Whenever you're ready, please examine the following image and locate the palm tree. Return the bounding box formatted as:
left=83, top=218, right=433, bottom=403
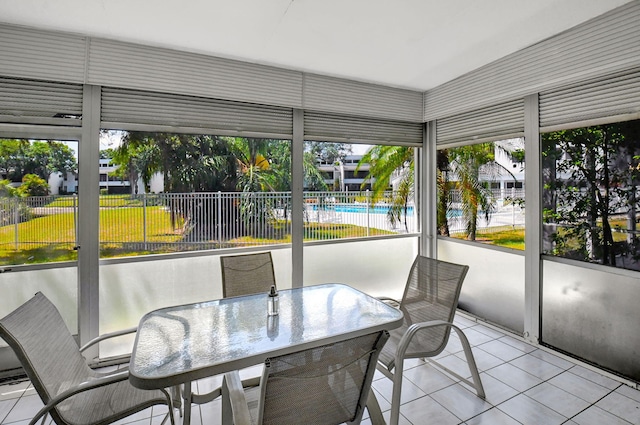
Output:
left=358, top=142, right=517, bottom=240
left=437, top=149, right=451, bottom=236
left=357, top=145, right=415, bottom=230
left=113, top=132, right=238, bottom=238
left=446, top=144, right=496, bottom=241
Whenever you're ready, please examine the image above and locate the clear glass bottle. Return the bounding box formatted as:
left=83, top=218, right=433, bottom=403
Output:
left=267, top=285, right=279, bottom=316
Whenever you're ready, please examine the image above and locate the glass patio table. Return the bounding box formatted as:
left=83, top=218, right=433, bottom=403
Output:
left=129, top=283, right=404, bottom=424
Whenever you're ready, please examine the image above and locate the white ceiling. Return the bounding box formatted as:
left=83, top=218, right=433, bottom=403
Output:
left=0, top=0, right=633, bottom=91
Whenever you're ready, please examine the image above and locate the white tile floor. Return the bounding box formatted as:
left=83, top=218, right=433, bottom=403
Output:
left=1, top=313, right=639, bottom=425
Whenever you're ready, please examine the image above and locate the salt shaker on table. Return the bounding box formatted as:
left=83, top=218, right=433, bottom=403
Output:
left=267, top=284, right=279, bottom=316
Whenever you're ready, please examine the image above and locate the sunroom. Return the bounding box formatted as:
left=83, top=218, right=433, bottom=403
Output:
left=0, top=1, right=640, bottom=424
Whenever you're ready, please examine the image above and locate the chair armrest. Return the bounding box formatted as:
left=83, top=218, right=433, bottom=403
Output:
left=377, top=296, right=400, bottom=307
left=395, top=319, right=452, bottom=359
left=79, top=326, right=138, bottom=352
left=377, top=297, right=412, bottom=327
left=222, top=371, right=252, bottom=425
left=29, top=370, right=130, bottom=425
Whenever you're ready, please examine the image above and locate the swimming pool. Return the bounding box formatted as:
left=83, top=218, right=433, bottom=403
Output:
left=311, top=204, right=415, bottom=216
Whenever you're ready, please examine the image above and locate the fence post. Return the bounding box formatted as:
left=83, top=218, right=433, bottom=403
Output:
left=13, top=198, right=19, bottom=250
left=511, top=187, right=515, bottom=227
left=217, top=191, right=222, bottom=248
left=143, top=194, right=147, bottom=251
left=73, top=194, right=78, bottom=251
left=366, top=190, right=371, bottom=237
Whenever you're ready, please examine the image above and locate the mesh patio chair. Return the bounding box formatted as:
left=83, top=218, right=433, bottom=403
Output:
left=377, top=256, right=485, bottom=425
left=183, top=251, right=278, bottom=409
left=220, top=251, right=276, bottom=298
left=0, top=292, right=175, bottom=425
left=221, top=330, right=389, bottom=425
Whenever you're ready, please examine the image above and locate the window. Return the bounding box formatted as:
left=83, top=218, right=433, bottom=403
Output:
left=0, top=138, right=79, bottom=265
left=98, top=131, right=292, bottom=258
left=304, top=141, right=418, bottom=238
left=542, top=119, right=640, bottom=271
left=437, top=138, right=525, bottom=250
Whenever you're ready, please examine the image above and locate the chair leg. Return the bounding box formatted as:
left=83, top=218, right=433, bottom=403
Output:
left=389, top=358, right=405, bottom=425
left=451, top=325, right=485, bottom=399
left=365, top=390, right=384, bottom=425
left=160, top=388, right=176, bottom=425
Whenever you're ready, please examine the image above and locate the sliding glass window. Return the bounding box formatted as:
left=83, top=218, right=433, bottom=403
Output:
left=437, top=137, right=526, bottom=250
left=98, top=130, right=292, bottom=258
left=541, top=118, right=640, bottom=271
left=303, top=141, right=418, bottom=240
left=0, top=138, right=79, bottom=265
left=302, top=140, right=419, bottom=296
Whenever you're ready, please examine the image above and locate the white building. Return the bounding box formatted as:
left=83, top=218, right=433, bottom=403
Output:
left=317, top=155, right=374, bottom=191
left=48, top=171, right=77, bottom=195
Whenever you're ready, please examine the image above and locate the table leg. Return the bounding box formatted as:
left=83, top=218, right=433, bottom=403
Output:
left=367, top=390, right=386, bottom=425
left=182, top=381, right=192, bottom=425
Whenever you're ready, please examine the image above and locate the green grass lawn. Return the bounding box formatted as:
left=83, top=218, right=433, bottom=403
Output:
left=0, top=206, right=180, bottom=263
left=450, top=227, right=525, bottom=250
left=0, top=207, right=397, bottom=264
left=45, top=195, right=145, bottom=208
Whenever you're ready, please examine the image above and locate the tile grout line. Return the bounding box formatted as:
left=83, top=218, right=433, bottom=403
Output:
left=561, top=383, right=630, bottom=425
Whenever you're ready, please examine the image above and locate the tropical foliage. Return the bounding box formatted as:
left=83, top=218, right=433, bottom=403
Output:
left=439, top=141, right=522, bottom=241
left=357, top=145, right=414, bottom=231
left=358, top=141, right=520, bottom=241
left=110, top=132, right=328, bottom=241
left=0, top=139, right=76, bottom=182
left=445, top=144, right=497, bottom=241
left=542, top=119, right=640, bottom=270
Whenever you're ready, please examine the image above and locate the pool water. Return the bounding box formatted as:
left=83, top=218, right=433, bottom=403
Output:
left=311, top=204, right=415, bottom=216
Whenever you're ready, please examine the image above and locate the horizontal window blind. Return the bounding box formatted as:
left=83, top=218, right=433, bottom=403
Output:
left=304, top=111, right=423, bottom=146
left=303, top=74, right=423, bottom=123
left=424, top=1, right=640, bottom=121
left=539, top=67, right=640, bottom=129
left=89, top=39, right=303, bottom=110
left=0, top=77, right=83, bottom=124
left=101, top=87, right=293, bottom=138
left=0, top=24, right=87, bottom=84
left=436, top=99, right=524, bottom=145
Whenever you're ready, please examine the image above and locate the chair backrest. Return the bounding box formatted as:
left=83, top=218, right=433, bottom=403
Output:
left=220, top=251, right=276, bottom=298
left=400, top=256, right=469, bottom=355
left=0, top=292, right=93, bottom=423
left=257, top=331, right=389, bottom=425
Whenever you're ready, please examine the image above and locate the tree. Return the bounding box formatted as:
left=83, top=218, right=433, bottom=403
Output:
left=447, top=144, right=497, bottom=241
left=0, top=179, right=20, bottom=197
left=437, top=149, right=451, bottom=236
left=0, top=179, right=32, bottom=226
left=542, top=119, right=640, bottom=268
left=357, top=145, right=414, bottom=231
left=116, top=132, right=238, bottom=193
left=0, top=139, right=76, bottom=182
left=438, top=141, right=521, bottom=240
left=18, top=174, right=49, bottom=196
left=306, top=142, right=352, bottom=164
left=112, top=133, right=335, bottom=241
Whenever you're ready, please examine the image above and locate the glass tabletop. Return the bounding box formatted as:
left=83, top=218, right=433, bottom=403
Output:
left=130, top=283, right=403, bottom=389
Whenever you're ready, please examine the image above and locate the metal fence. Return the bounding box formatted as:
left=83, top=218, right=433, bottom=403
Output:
left=0, top=191, right=417, bottom=256
left=446, top=187, right=525, bottom=235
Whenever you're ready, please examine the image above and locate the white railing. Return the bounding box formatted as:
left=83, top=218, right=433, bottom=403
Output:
left=446, top=188, right=525, bottom=235
left=0, top=191, right=417, bottom=259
